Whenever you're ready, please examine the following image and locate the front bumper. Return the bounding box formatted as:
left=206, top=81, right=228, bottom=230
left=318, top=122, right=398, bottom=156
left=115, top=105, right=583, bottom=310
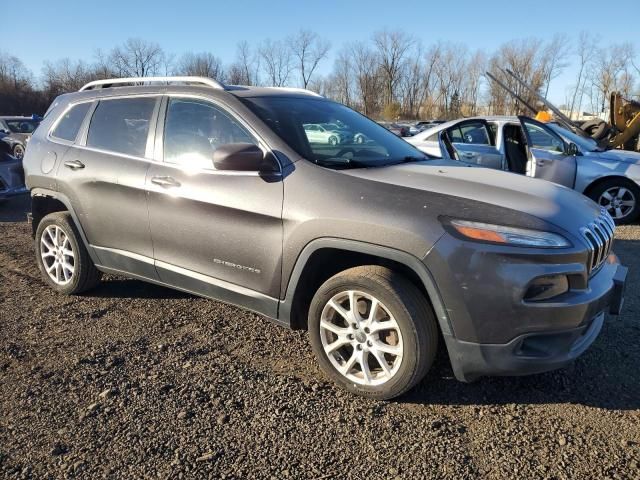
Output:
left=443, top=262, right=627, bottom=382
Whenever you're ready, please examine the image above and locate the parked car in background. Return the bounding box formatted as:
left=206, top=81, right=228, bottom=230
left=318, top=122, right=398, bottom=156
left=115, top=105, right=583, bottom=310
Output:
left=409, top=121, right=444, bottom=136
left=23, top=76, right=626, bottom=400
left=304, top=123, right=353, bottom=145
left=378, top=122, right=410, bottom=137
left=0, top=135, right=28, bottom=201
left=0, top=115, right=41, bottom=160
left=408, top=115, right=640, bottom=223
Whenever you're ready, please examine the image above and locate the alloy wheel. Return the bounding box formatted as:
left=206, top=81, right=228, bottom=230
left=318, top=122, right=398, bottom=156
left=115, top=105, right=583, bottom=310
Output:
left=13, top=144, right=25, bottom=160
left=40, top=225, right=75, bottom=285
left=319, top=290, right=404, bottom=386
left=598, top=186, right=636, bottom=220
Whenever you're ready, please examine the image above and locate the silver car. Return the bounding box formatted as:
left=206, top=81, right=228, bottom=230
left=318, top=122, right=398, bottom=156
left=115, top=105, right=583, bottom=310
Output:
left=408, top=115, right=640, bottom=223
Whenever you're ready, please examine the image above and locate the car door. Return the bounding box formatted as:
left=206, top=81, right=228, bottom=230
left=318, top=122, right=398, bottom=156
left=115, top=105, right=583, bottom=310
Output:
left=145, top=96, right=283, bottom=315
left=518, top=116, right=577, bottom=188
left=55, top=96, right=160, bottom=279
left=442, top=120, right=503, bottom=169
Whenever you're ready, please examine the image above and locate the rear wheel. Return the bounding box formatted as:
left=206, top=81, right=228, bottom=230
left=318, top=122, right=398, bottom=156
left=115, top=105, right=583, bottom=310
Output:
left=328, top=136, right=338, bottom=146
left=308, top=266, right=438, bottom=400
left=13, top=144, right=25, bottom=160
left=588, top=178, right=640, bottom=224
left=35, top=212, right=102, bottom=294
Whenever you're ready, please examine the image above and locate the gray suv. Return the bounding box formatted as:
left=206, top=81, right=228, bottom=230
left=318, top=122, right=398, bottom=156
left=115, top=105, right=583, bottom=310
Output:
left=23, top=77, right=627, bottom=399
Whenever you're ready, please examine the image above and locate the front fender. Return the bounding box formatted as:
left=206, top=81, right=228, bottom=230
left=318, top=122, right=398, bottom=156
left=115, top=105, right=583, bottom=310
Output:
left=277, top=237, right=452, bottom=336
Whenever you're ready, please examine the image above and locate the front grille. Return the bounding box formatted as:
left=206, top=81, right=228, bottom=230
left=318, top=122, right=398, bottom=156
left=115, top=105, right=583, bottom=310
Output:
left=580, top=208, right=615, bottom=274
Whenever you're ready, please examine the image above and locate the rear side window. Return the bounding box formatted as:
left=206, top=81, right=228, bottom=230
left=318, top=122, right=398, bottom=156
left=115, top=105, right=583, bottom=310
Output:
left=87, top=98, right=156, bottom=157
left=51, top=103, right=91, bottom=142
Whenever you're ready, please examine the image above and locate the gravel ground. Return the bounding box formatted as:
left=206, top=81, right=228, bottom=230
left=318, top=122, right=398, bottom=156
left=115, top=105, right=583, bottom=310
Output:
left=1, top=194, right=639, bottom=479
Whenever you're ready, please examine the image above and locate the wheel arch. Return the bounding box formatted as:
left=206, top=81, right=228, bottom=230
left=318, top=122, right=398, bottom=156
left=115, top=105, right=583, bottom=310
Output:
left=278, top=238, right=452, bottom=336
left=30, top=188, right=100, bottom=265
left=582, top=175, right=639, bottom=198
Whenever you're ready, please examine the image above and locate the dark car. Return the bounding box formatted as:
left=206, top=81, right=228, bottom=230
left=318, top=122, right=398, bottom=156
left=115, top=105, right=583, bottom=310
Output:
left=23, top=76, right=627, bottom=400
left=0, top=135, right=28, bottom=200
left=0, top=116, right=41, bottom=160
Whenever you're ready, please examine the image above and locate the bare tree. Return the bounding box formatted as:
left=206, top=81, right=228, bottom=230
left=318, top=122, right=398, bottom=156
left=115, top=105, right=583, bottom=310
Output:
left=259, top=39, right=293, bottom=87
left=372, top=30, right=415, bottom=106
left=569, top=31, right=597, bottom=119
left=109, top=38, right=165, bottom=77
left=288, top=30, right=330, bottom=89
left=589, top=42, right=634, bottom=113
left=349, top=42, right=379, bottom=116
left=227, top=41, right=260, bottom=85
left=42, top=59, right=97, bottom=96
left=541, top=34, right=571, bottom=98
left=176, top=52, right=224, bottom=80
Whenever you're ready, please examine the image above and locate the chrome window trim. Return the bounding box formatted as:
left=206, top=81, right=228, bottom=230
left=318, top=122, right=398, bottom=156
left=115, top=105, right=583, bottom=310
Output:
left=47, top=98, right=96, bottom=146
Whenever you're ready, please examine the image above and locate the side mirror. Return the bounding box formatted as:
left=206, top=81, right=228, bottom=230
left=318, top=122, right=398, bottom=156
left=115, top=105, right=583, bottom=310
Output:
left=566, top=142, right=580, bottom=156
left=213, top=143, right=265, bottom=171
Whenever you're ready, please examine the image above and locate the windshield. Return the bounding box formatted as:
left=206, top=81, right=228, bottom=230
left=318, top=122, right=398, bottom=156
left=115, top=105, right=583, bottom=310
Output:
left=5, top=119, right=39, bottom=134
left=239, top=96, right=428, bottom=168
left=548, top=123, right=601, bottom=152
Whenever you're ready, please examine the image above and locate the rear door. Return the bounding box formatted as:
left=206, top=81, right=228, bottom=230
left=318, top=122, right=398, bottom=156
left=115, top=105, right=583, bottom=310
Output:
left=518, top=116, right=577, bottom=188
left=442, top=119, right=503, bottom=169
left=56, top=96, right=160, bottom=278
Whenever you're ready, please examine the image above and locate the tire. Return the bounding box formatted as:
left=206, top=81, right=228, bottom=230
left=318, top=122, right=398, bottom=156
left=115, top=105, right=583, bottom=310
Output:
left=587, top=178, right=640, bottom=224
left=581, top=119, right=609, bottom=141
left=308, top=265, right=438, bottom=400
left=13, top=143, right=25, bottom=160
left=328, top=136, right=338, bottom=146
left=35, top=212, right=102, bottom=294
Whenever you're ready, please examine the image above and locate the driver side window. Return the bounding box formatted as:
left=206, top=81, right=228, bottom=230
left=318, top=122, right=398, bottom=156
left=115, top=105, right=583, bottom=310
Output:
left=523, top=122, right=564, bottom=153
left=163, top=98, right=256, bottom=169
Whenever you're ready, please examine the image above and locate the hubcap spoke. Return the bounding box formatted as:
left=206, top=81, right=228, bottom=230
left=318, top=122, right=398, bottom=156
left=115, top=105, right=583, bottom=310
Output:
left=320, top=289, right=404, bottom=386
left=41, top=225, right=75, bottom=285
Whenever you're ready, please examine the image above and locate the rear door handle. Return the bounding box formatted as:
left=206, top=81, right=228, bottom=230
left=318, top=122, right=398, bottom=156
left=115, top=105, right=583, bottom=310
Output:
left=461, top=152, right=475, bottom=158
left=151, top=176, right=181, bottom=188
left=64, top=160, right=85, bottom=170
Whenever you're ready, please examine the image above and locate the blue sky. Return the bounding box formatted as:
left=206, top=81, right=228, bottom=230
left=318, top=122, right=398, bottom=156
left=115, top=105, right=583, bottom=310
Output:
left=3, top=0, right=639, bottom=103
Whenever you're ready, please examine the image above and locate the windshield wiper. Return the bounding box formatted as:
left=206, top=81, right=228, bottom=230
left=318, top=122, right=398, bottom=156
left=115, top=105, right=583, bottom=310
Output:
left=314, top=157, right=370, bottom=168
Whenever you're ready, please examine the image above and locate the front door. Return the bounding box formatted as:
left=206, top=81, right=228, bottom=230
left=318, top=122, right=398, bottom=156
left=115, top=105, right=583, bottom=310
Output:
left=442, top=119, right=503, bottom=169
left=518, top=116, right=577, bottom=188
left=145, top=96, right=283, bottom=314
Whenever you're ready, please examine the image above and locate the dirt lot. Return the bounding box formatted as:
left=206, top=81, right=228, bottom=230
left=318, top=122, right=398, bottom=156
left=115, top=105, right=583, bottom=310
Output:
left=0, top=194, right=639, bottom=479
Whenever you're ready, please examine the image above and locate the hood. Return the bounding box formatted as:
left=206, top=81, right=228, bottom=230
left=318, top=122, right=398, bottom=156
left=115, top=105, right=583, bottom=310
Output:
left=342, top=162, right=601, bottom=235
left=589, top=149, right=640, bottom=164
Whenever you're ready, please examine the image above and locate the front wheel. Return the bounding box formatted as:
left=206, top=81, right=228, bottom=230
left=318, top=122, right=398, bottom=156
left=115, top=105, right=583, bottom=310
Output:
left=308, top=266, right=438, bottom=400
left=35, top=212, right=102, bottom=294
left=588, top=179, right=640, bottom=224
left=328, top=136, right=338, bottom=146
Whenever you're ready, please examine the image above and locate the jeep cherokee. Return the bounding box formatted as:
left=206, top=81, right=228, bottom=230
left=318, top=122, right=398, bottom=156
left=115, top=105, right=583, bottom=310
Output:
left=23, top=76, right=627, bottom=400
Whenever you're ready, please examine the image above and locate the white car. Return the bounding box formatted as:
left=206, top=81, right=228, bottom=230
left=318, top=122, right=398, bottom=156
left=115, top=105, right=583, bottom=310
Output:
left=407, top=115, right=640, bottom=223
left=303, top=123, right=353, bottom=145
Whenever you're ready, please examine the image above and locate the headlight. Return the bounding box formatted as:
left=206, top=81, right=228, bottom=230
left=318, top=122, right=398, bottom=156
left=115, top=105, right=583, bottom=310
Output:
left=449, top=219, right=571, bottom=248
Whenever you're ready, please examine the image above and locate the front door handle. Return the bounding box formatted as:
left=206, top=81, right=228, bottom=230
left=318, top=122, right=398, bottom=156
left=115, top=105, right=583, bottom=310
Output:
left=151, top=176, right=181, bottom=188
left=461, top=152, right=475, bottom=158
left=64, top=160, right=85, bottom=170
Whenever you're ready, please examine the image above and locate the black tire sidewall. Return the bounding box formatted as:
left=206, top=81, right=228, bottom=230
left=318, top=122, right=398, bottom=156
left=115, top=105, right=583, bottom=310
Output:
left=35, top=213, right=87, bottom=294
left=308, top=271, right=431, bottom=399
